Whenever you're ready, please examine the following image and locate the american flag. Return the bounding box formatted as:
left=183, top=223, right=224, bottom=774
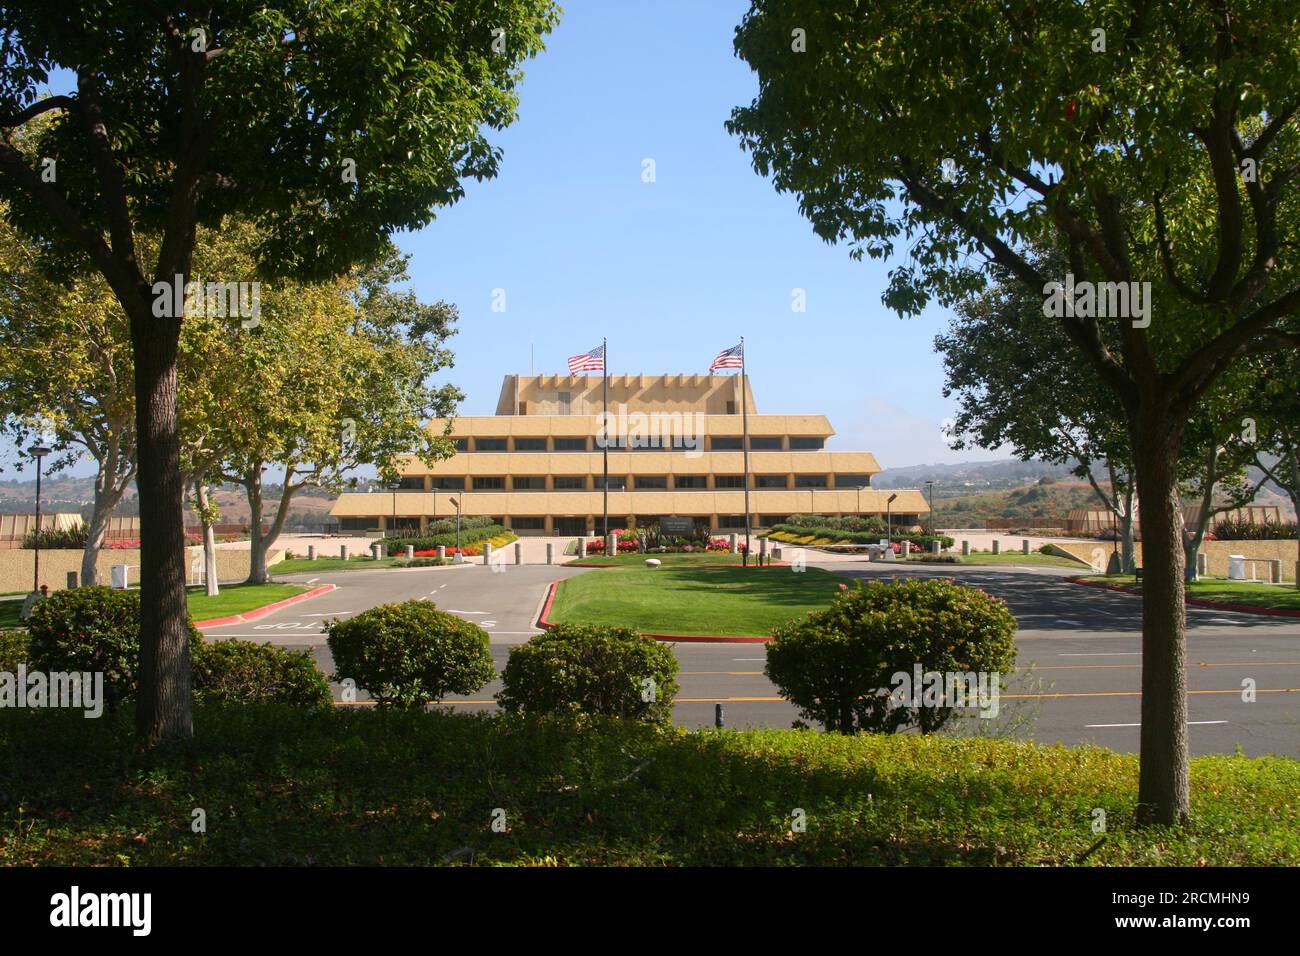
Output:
left=567, top=343, right=605, bottom=375
left=709, top=342, right=744, bottom=371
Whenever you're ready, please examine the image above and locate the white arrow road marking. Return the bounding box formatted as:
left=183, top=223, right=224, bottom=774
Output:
left=306, top=578, right=320, bottom=584
left=446, top=610, right=489, bottom=615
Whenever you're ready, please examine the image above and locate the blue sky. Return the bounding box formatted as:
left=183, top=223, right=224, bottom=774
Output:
left=6, top=0, right=1011, bottom=483
left=394, top=0, right=1006, bottom=470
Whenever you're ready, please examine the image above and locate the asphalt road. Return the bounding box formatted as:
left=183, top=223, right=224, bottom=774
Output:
left=198, top=557, right=1300, bottom=757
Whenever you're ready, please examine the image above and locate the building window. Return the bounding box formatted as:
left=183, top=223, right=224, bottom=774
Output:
left=397, top=477, right=425, bottom=490
left=451, top=438, right=469, bottom=452
left=595, top=436, right=628, bottom=450
left=431, top=476, right=465, bottom=490
left=554, top=437, right=587, bottom=451
left=794, top=475, right=829, bottom=488
left=718, top=514, right=747, bottom=529
left=340, top=517, right=379, bottom=531
left=472, top=476, right=505, bottom=490
left=389, top=517, right=421, bottom=534
left=512, top=476, right=545, bottom=490
left=789, top=437, right=824, bottom=450
left=554, top=516, right=586, bottom=535
left=514, top=438, right=547, bottom=452
left=755, top=475, right=787, bottom=488
left=715, top=475, right=746, bottom=488
left=553, top=476, right=586, bottom=490
left=749, top=436, right=781, bottom=450
left=674, top=475, right=707, bottom=489
left=835, top=474, right=871, bottom=488
left=759, top=515, right=789, bottom=527
left=634, top=476, right=667, bottom=489
left=510, top=516, right=546, bottom=531
left=600, top=476, right=627, bottom=491
left=711, top=436, right=743, bottom=451
left=474, top=438, right=507, bottom=452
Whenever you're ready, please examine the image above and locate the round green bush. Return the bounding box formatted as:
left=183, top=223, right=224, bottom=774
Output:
left=25, top=586, right=204, bottom=696
left=0, top=629, right=29, bottom=672
left=765, top=578, right=1017, bottom=735
left=324, top=600, right=495, bottom=707
left=191, top=639, right=332, bottom=709
left=496, top=623, right=680, bottom=724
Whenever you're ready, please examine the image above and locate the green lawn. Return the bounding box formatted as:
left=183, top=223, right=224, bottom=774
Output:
left=273, top=554, right=402, bottom=575
left=550, top=563, right=848, bottom=636
left=567, top=551, right=750, bottom=567
left=0, top=583, right=309, bottom=627
left=185, top=583, right=311, bottom=620
left=1079, top=575, right=1300, bottom=611
left=1, top=705, right=1295, bottom=865
left=948, top=551, right=1087, bottom=568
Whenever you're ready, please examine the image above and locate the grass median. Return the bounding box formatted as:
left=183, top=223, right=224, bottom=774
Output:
left=1, top=704, right=1295, bottom=866
left=550, top=559, right=848, bottom=636
left=0, top=582, right=310, bottom=629
left=1077, top=575, right=1300, bottom=611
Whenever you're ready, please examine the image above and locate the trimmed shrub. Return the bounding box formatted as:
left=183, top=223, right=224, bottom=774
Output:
left=21, top=527, right=86, bottom=549
left=325, top=600, right=495, bottom=708
left=392, top=556, right=447, bottom=568
left=768, top=524, right=954, bottom=550
left=384, top=525, right=512, bottom=555
left=1212, top=517, right=1299, bottom=541
left=25, top=586, right=200, bottom=697
left=765, top=578, right=1017, bottom=735
left=497, top=623, right=679, bottom=724
left=0, top=629, right=29, bottom=671
left=191, top=640, right=332, bottom=709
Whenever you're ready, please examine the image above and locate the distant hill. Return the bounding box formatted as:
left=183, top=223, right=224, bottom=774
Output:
left=933, top=480, right=1109, bottom=527
left=874, top=459, right=1083, bottom=496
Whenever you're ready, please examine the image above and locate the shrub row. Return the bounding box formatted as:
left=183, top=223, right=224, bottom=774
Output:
left=21, top=587, right=331, bottom=709
left=384, top=524, right=511, bottom=555
left=767, top=524, right=955, bottom=549
left=1212, top=517, right=1300, bottom=541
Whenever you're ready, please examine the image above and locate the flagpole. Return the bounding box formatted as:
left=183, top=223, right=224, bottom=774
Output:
left=740, top=336, right=751, bottom=567
left=602, top=336, right=609, bottom=538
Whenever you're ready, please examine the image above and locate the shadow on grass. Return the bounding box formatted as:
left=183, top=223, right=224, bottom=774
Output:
left=3, top=705, right=1290, bottom=866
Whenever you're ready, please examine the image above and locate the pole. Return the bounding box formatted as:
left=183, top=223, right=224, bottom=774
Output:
left=33, top=454, right=43, bottom=593
left=740, top=336, right=751, bottom=567
left=602, top=336, right=609, bottom=538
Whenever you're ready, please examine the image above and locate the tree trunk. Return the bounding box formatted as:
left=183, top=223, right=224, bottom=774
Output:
left=129, top=309, right=193, bottom=746
left=196, top=482, right=219, bottom=597
left=1131, top=404, right=1190, bottom=827
left=245, top=465, right=269, bottom=584
left=1120, top=487, right=1136, bottom=573
left=80, top=484, right=120, bottom=587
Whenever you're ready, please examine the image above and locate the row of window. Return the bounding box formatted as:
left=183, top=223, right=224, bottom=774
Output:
left=444, top=436, right=827, bottom=453
left=397, top=473, right=872, bottom=491
left=341, top=514, right=798, bottom=532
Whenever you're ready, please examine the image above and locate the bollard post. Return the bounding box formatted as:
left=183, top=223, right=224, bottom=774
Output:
left=992, top=540, right=1000, bottom=555
left=515, top=541, right=522, bottom=565
left=340, top=545, right=349, bottom=561
left=405, top=545, right=415, bottom=560
left=1022, top=538, right=1031, bottom=554
left=1197, top=552, right=1209, bottom=578
left=606, top=533, right=617, bottom=558
left=759, top=537, right=768, bottom=565
left=307, top=544, right=317, bottom=561
left=1268, top=559, right=1281, bottom=584
left=961, top=540, right=970, bottom=556
left=931, top=540, right=941, bottom=555
left=729, top=533, right=738, bottom=554
left=66, top=571, right=78, bottom=589
left=577, top=537, right=587, bottom=559
left=483, top=543, right=493, bottom=566
left=437, top=545, right=446, bottom=561
left=715, top=703, right=725, bottom=728
left=371, top=542, right=382, bottom=561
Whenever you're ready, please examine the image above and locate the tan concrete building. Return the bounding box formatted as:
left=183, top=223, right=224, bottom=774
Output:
left=329, top=374, right=929, bottom=535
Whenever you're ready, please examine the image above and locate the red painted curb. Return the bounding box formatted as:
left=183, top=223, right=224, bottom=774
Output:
left=536, top=581, right=771, bottom=643
left=1067, top=577, right=1300, bottom=618
left=195, top=583, right=336, bottom=628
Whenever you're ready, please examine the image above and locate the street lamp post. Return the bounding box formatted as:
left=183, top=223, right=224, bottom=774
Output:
left=886, top=492, right=897, bottom=544
left=29, top=444, right=50, bottom=595
left=449, top=497, right=461, bottom=551
left=925, top=480, right=935, bottom=536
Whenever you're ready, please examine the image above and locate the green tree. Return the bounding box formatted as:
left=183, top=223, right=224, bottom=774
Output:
left=0, top=1, right=558, bottom=744
left=729, top=0, right=1300, bottom=825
